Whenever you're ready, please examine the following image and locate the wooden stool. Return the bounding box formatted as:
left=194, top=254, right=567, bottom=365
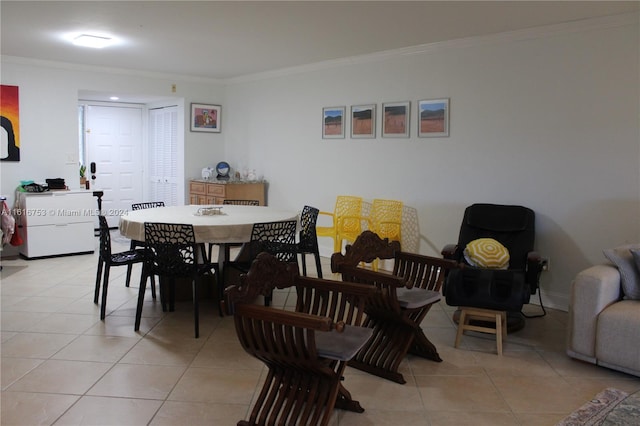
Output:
left=454, top=307, right=507, bottom=355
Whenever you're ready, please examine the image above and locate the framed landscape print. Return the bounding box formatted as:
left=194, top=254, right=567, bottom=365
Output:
left=351, top=104, right=376, bottom=138
left=418, top=98, right=449, bottom=137
left=191, top=103, right=221, bottom=133
left=322, top=106, right=345, bottom=139
left=382, top=101, right=410, bottom=138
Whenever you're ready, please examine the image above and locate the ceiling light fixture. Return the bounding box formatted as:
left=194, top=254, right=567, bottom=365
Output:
left=72, top=34, right=113, bottom=49
left=109, top=96, right=120, bottom=101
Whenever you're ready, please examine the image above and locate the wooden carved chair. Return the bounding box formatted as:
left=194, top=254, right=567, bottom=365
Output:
left=331, top=230, right=458, bottom=384
left=226, top=252, right=375, bottom=426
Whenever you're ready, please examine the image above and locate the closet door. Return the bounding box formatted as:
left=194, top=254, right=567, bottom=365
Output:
left=148, top=106, right=178, bottom=206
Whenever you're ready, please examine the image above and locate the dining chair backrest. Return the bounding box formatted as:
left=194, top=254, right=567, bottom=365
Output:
left=125, top=201, right=166, bottom=288
left=298, top=205, right=320, bottom=253
left=144, top=222, right=198, bottom=277
left=132, top=201, right=165, bottom=211
left=98, top=215, right=113, bottom=259
left=249, top=220, right=298, bottom=263
left=370, top=198, right=403, bottom=243
left=223, top=199, right=260, bottom=206
left=335, top=195, right=364, bottom=237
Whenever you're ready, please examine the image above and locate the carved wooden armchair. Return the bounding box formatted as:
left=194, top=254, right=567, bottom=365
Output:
left=331, top=230, right=458, bottom=384
left=226, top=252, right=376, bottom=426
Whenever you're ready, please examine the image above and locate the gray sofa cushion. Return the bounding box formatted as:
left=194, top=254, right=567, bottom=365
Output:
left=595, top=300, right=640, bottom=375
left=603, top=244, right=640, bottom=299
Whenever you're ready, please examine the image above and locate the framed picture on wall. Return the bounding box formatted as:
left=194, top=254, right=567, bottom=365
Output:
left=418, top=98, right=449, bottom=137
left=350, top=104, right=376, bottom=138
left=1, top=84, right=20, bottom=161
left=322, top=106, right=345, bottom=139
left=191, top=103, right=221, bottom=133
left=382, top=101, right=410, bottom=138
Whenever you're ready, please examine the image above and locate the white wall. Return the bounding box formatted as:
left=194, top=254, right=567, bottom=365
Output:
left=0, top=59, right=226, bottom=205
left=224, top=15, right=639, bottom=310
left=1, top=15, right=638, bottom=310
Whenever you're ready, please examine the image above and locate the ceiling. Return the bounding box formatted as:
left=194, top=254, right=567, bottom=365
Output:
left=2, top=1, right=638, bottom=82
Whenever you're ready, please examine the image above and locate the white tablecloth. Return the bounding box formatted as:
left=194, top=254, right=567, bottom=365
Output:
left=119, top=205, right=299, bottom=244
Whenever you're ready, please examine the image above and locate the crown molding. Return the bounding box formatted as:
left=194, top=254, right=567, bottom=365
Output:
left=0, top=55, right=223, bottom=85
left=226, top=11, right=638, bottom=85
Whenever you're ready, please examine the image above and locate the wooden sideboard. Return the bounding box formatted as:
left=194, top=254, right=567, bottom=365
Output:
left=189, top=180, right=266, bottom=205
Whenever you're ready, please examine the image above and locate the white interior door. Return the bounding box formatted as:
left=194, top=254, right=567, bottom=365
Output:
left=86, top=105, right=143, bottom=227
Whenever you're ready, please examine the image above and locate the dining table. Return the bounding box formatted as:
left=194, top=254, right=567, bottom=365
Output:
left=119, top=204, right=299, bottom=314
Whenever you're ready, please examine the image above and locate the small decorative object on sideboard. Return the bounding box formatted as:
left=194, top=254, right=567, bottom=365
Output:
left=216, top=161, right=230, bottom=180
left=79, top=164, right=87, bottom=187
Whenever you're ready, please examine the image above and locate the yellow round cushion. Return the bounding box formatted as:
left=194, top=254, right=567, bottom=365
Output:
left=463, top=238, right=510, bottom=269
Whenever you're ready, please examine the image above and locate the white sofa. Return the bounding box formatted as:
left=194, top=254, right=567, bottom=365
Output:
left=567, top=262, right=640, bottom=377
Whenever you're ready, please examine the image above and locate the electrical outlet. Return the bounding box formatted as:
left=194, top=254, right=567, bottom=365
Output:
left=542, top=258, right=550, bottom=271
left=65, top=153, right=76, bottom=165
left=171, top=84, right=176, bottom=93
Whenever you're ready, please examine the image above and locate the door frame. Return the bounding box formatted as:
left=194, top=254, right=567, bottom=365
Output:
left=78, top=97, right=185, bottom=209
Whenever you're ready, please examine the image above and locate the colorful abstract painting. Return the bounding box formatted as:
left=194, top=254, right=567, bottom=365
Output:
left=1, top=85, right=20, bottom=161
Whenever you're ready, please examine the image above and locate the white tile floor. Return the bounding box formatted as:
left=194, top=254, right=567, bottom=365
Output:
left=2, top=232, right=640, bottom=426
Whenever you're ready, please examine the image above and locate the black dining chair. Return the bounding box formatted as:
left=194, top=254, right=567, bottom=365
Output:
left=207, top=199, right=261, bottom=263
left=224, top=220, right=298, bottom=307
left=297, top=205, right=323, bottom=278
left=125, top=201, right=165, bottom=287
left=135, top=222, right=218, bottom=338
left=95, top=215, right=154, bottom=320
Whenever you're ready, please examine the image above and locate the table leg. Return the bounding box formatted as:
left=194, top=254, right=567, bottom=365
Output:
left=217, top=243, right=228, bottom=316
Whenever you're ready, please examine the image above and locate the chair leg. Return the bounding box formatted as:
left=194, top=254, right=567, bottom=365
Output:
left=314, top=252, right=323, bottom=279
left=100, top=266, right=110, bottom=320
left=134, top=266, right=148, bottom=331
left=125, top=265, right=133, bottom=287
left=192, top=278, right=199, bottom=338
left=169, top=278, right=176, bottom=312
left=94, top=259, right=104, bottom=304
left=495, top=312, right=503, bottom=356
left=159, top=276, right=168, bottom=312
left=300, top=253, right=308, bottom=276
left=333, top=237, right=342, bottom=254
left=454, top=309, right=468, bottom=348
left=199, top=244, right=209, bottom=263
left=125, top=240, right=136, bottom=287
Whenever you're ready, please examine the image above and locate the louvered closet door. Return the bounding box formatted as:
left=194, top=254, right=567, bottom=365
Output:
left=149, top=106, right=178, bottom=206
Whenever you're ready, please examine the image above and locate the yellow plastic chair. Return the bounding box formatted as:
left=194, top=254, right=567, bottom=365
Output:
left=369, top=198, right=403, bottom=270
left=317, top=195, right=365, bottom=253
left=370, top=199, right=403, bottom=243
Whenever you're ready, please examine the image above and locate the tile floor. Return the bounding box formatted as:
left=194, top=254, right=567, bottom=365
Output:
left=2, top=233, right=640, bottom=426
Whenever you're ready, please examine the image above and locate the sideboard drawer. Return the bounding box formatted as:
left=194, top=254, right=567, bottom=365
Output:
left=206, top=184, right=226, bottom=197
left=189, top=181, right=207, bottom=195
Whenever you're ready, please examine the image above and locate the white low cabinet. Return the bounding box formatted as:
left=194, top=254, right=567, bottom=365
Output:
left=17, top=190, right=95, bottom=259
